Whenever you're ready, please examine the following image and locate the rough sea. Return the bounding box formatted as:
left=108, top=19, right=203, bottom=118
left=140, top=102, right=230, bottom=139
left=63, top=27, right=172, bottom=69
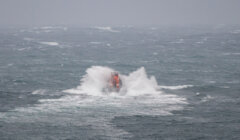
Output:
left=0, top=25, right=239, bottom=140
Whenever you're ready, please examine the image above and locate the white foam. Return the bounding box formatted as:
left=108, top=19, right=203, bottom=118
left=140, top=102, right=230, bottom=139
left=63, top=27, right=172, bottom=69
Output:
left=22, top=26, right=68, bottom=34
left=226, top=80, right=239, bottom=84
left=64, top=66, right=160, bottom=96
left=23, top=37, right=34, bottom=41
left=17, top=47, right=31, bottom=51
left=89, top=42, right=102, bottom=44
left=201, top=95, right=214, bottom=102
left=94, top=26, right=120, bottom=32
left=220, top=86, right=230, bottom=89
left=40, top=41, right=59, bottom=46
left=63, top=66, right=114, bottom=96
left=40, top=26, right=54, bottom=30
left=196, top=41, right=204, bottom=44
left=158, top=85, right=193, bottom=90
left=39, top=26, right=67, bottom=31
left=32, top=89, right=46, bottom=95
left=123, top=67, right=159, bottom=96
left=7, top=63, right=13, bottom=66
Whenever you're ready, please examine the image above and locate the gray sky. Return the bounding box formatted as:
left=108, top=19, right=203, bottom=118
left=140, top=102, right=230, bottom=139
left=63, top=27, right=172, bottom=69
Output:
left=1, top=0, right=240, bottom=26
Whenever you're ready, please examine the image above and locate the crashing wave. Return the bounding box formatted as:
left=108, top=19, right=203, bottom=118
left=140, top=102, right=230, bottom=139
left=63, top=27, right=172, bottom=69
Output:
left=63, top=66, right=160, bottom=96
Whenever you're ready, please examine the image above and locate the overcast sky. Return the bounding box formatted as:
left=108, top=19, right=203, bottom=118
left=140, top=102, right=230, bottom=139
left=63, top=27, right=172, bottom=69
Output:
left=0, top=0, right=240, bottom=26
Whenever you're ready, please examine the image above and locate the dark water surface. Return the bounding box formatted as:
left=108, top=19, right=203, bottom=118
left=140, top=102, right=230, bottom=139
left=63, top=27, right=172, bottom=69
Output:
left=0, top=26, right=240, bottom=139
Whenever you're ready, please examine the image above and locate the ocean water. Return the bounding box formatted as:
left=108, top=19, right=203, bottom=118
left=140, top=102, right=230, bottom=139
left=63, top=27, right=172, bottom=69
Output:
left=0, top=25, right=240, bottom=140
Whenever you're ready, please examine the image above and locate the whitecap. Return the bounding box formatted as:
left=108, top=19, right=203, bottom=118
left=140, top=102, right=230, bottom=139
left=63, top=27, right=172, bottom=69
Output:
left=32, top=89, right=46, bottom=95
left=94, top=26, right=120, bottom=33
left=40, top=26, right=53, bottom=30
left=7, top=63, right=14, bottom=66
left=89, top=41, right=102, bottom=44
left=201, top=95, right=214, bottom=102
left=39, top=41, right=59, bottom=46
left=17, top=47, right=31, bottom=51
left=158, top=85, right=193, bottom=90
left=23, top=37, right=34, bottom=41
left=196, top=41, right=204, bottom=44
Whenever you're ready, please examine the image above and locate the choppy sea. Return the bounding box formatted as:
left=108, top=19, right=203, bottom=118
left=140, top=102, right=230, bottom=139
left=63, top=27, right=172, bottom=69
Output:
left=0, top=25, right=240, bottom=140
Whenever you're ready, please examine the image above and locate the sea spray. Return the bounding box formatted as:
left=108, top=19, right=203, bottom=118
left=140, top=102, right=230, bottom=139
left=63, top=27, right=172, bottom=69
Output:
left=64, top=66, right=161, bottom=96
left=64, top=66, right=114, bottom=95
left=123, top=67, right=159, bottom=96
